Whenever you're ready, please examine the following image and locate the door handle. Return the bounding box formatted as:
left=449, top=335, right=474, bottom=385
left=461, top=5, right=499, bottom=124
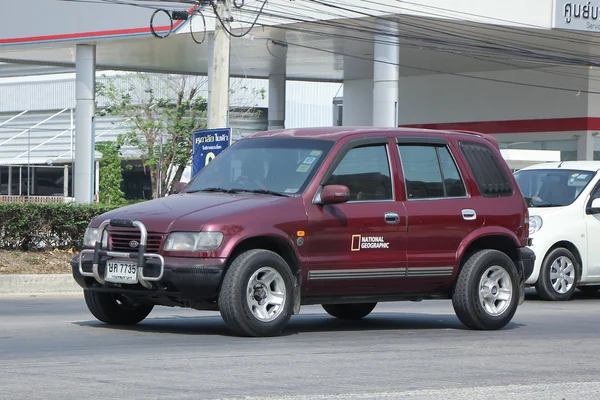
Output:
left=384, top=212, right=400, bottom=225
left=462, top=209, right=477, bottom=220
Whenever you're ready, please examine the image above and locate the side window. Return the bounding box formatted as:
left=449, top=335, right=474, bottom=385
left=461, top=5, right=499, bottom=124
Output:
left=325, top=144, right=393, bottom=201
left=438, top=147, right=467, bottom=197
left=459, top=141, right=513, bottom=197
left=590, top=184, right=600, bottom=201
left=398, top=144, right=467, bottom=199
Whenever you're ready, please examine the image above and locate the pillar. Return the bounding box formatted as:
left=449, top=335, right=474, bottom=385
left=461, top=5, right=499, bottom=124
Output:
left=577, top=131, right=595, bottom=160
left=74, top=44, right=96, bottom=204
left=268, top=39, right=287, bottom=130
left=207, top=33, right=215, bottom=126
left=372, top=26, right=400, bottom=127
left=208, top=0, right=231, bottom=130
left=63, top=165, right=69, bottom=197
left=342, top=79, right=373, bottom=126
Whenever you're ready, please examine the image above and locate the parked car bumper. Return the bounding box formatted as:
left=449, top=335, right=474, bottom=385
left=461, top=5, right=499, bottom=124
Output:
left=524, top=235, right=553, bottom=285
left=517, top=247, right=536, bottom=282
left=516, top=246, right=536, bottom=304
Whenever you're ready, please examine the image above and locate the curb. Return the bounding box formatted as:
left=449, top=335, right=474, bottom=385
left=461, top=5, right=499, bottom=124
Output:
left=0, top=274, right=83, bottom=298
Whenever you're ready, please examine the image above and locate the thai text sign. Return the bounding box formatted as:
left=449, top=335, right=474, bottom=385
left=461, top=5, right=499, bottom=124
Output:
left=191, top=128, right=231, bottom=177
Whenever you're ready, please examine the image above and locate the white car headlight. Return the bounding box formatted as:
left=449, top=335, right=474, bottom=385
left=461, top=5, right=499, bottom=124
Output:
left=83, top=227, right=108, bottom=248
left=164, top=232, right=224, bottom=252
left=529, top=216, right=543, bottom=235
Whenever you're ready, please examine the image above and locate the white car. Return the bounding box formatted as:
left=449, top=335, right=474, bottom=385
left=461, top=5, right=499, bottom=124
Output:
left=514, top=161, right=600, bottom=301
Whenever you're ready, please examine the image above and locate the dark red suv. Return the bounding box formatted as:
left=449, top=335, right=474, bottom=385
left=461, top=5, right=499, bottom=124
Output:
left=72, top=127, right=535, bottom=336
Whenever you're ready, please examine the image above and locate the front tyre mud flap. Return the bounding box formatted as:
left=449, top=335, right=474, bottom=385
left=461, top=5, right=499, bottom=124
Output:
left=293, top=272, right=302, bottom=315
left=519, top=279, right=525, bottom=305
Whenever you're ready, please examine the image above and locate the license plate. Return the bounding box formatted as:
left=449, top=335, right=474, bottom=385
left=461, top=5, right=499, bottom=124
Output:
left=105, top=261, right=138, bottom=284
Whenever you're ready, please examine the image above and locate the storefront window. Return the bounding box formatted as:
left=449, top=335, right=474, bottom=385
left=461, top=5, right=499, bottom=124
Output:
left=498, top=139, right=577, bottom=161
left=593, top=137, right=600, bottom=160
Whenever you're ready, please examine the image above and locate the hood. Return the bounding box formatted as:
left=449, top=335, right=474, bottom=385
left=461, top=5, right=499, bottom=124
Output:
left=528, top=206, right=567, bottom=218
left=92, top=192, right=290, bottom=232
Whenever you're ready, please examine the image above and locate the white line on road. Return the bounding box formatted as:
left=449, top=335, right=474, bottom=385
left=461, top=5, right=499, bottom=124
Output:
left=215, top=381, right=600, bottom=400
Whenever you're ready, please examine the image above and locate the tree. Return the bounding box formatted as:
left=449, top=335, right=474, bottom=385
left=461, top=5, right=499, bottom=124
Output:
left=96, top=72, right=264, bottom=199
left=95, top=140, right=126, bottom=205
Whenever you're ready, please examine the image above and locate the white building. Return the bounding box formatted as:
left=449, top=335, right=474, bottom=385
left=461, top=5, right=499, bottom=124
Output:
left=1, top=0, right=599, bottom=201
left=0, top=66, right=342, bottom=199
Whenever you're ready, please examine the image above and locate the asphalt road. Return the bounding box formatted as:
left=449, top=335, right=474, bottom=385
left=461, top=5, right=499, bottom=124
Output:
left=1, top=290, right=600, bottom=400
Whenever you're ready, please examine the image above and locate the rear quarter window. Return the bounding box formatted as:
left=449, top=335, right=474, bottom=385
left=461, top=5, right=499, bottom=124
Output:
left=458, top=141, right=513, bottom=197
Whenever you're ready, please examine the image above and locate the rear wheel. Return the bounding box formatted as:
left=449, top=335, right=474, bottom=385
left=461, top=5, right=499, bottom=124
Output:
left=84, top=290, right=153, bottom=325
left=535, top=248, right=578, bottom=301
left=322, top=303, right=377, bottom=320
left=218, top=249, right=295, bottom=337
left=452, top=249, right=519, bottom=330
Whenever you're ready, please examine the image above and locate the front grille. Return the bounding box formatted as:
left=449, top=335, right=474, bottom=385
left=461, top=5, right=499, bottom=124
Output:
left=108, top=229, right=164, bottom=253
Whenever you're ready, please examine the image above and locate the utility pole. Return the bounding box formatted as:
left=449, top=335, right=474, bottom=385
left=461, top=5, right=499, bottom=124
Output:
left=208, top=0, right=231, bottom=129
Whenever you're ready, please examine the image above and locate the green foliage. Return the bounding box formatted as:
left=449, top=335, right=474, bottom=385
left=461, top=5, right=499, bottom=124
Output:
left=95, top=140, right=126, bottom=205
left=96, top=73, right=209, bottom=198
left=95, top=72, right=265, bottom=198
left=0, top=203, right=120, bottom=251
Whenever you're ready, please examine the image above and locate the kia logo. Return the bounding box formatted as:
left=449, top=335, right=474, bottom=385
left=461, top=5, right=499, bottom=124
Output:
left=129, top=240, right=139, bottom=248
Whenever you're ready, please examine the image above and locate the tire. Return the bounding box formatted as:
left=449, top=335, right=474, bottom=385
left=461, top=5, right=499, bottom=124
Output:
left=322, top=303, right=377, bottom=320
left=218, top=249, right=295, bottom=337
left=452, top=249, right=520, bottom=330
left=84, top=290, right=153, bottom=325
left=579, top=285, right=600, bottom=293
left=535, top=248, right=579, bottom=301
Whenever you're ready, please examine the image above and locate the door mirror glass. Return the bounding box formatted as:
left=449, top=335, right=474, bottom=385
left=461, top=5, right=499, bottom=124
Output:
left=589, top=198, right=600, bottom=214
left=319, top=185, right=350, bottom=205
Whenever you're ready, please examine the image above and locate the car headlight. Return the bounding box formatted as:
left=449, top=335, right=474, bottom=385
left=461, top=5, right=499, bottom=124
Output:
left=529, top=216, right=543, bottom=235
left=83, top=227, right=108, bottom=248
left=164, top=232, right=224, bottom=252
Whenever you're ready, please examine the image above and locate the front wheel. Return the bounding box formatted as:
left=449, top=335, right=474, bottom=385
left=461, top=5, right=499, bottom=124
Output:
left=322, top=303, right=377, bottom=320
left=218, top=249, right=296, bottom=337
left=84, top=290, right=153, bottom=325
left=452, top=249, right=519, bottom=330
left=535, top=248, right=579, bottom=301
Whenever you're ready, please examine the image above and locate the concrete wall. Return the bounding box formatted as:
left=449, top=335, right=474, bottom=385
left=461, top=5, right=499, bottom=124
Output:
left=397, top=67, right=591, bottom=125
left=0, top=1, right=179, bottom=44
left=0, top=0, right=553, bottom=48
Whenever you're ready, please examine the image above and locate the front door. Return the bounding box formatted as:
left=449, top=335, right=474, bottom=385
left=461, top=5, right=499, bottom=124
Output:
left=305, top=138, right=408, bottom=297
left=583, top=180, right=600, bottom=280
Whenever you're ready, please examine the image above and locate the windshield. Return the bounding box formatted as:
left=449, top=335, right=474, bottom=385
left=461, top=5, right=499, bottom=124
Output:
left=184, top=137, right=334, bottom=196
left=514, top=169, right=596, bottom=207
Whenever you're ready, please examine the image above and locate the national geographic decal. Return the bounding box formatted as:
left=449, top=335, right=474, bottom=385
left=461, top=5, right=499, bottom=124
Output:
left=351, top=235, right=390, bottom=251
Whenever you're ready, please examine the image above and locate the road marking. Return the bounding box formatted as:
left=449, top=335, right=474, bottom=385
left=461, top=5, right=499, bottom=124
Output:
left=215, top=381, right=600, bottom=400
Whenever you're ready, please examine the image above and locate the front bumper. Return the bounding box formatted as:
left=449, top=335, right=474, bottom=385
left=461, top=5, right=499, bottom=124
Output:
left=71, top=252, right=227, bottom=299
left=72, top=218, right=226, bottom=300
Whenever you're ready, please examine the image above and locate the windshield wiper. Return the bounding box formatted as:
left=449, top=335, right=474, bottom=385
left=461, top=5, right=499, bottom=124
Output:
left=231, top=188, right=290, bottom=197
left=186, top=188, right=239, bottom=194
left=532, top=204, right=565, bottom=208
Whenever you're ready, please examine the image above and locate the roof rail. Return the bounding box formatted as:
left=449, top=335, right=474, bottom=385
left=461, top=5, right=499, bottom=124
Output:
left=450, top=129, right=484, bottom=137
left=450, top=129, right=500, bottom=150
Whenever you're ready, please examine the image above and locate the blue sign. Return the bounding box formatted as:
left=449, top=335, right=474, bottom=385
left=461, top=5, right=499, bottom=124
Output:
left=192, top=128, right=232, bottom=177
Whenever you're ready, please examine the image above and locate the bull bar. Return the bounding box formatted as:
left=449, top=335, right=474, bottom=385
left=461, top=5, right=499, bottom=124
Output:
left=78, top=218, right=165, bottom=289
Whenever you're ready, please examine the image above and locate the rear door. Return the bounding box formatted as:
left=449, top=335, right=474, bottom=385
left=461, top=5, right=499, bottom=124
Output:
left=396, top=138, right=483, bottom=292
left=305, top=137, right=408, bottom=297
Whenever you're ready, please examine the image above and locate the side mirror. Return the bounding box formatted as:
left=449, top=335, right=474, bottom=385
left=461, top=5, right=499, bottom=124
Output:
left=319, top=184, right=350, bottom=205
left=172, top=182, right=188, bottom=194
left=588, top=198, right=600, bottom=214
